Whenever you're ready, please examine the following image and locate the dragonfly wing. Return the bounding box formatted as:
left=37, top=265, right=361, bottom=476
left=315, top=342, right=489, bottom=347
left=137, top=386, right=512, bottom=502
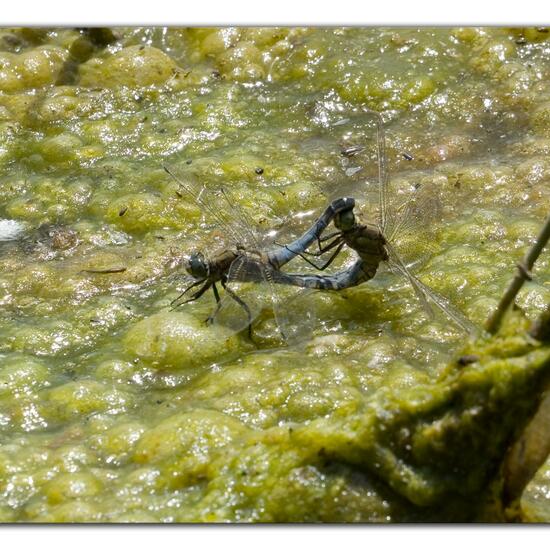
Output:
left=353, top=107, right=394, bottom=237
left=164, top=163, right=256, bottom=250
left=386, top=244, right=436, bottom=318
left=360, top=110, right=477, bottom=335
left=387, top=183, right=442, bottom=245
left=386, top=243, right=478, bottom=335
left=268, top=281, right=318, bottom=346
left=253, top=257, right=318, bottom=346
left=210, top=255, right=265, bottom=334
left=355, top=108, right=440, bottom=259
left=212, top=254, right=317, bottom=345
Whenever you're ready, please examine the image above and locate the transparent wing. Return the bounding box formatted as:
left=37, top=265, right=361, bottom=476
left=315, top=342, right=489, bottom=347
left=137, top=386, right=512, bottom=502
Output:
left=263, top=263, right=318, bottom=346
left=359, top=107, right=391, bottom=234
left=307, top=106, right=403, bottom=240
left=387, top=183, right=443, bottom=244
left=386, top=243, right=478, bottom=335
left=218, top=187, right=260, bottom=246
left=355, top=107, right=438, bottom=250
left=385, top=182, right=444, bottom=266
left=212, top=254, right=316, bottom=345
left=362, top=109, right=476, bottom=334
left=210, top=255, right=265, bottom=334
left=359, top=106, right=416, bottom=245
left=204, top=179, right=319, bottom=343
left=165, top=162, right=319, bottom=342
left=163, top=163, right=255, bottom=249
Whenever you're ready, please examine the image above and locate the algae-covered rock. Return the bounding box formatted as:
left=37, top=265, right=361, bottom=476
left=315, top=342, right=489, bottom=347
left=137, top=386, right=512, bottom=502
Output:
left=144, top=315, right=550, bottom=521
left=520, top=455, right=550, bottom=522
left=49, top=444, right=96, bottom=474
left=0, top=355, right=51, bottom=396
left=5, top=296, right=135, bottom=357
left=0, top=46, right=68, bottom=92
left=94, top=359, right=141, bottom=382
left=79, top=46, right=178, bottom=88
left=133, top=409, right=248, bottom=466
left=123, top=311, right=241, bottom=370
left=401, top=76, right=436, bottom=105
left=28, top=500, right=103, bottom=523
left=2, top=26, right=550, bottom=523
left=531, top=101, right=550, bottom=137
left=291, top=325, right=550, bottom=508
left=90, top=421, right=146, bottom=464
left=42, top=472, right=103, bottom=504
left=104, top=192, right=171, bottom=233
left=470, top=39, right=517, bottom=73
left=43, top=380, right=134, bottom=423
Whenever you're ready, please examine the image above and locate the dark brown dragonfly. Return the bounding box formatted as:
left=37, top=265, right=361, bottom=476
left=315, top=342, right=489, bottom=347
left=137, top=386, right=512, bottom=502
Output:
left=164, top=164, right=354, bottom=342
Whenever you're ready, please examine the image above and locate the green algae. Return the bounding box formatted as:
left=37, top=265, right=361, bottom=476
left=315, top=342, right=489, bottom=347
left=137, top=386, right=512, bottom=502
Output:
left=521, top=454, right=550, bottom=522
left=123, top=311, right=242, bottom=370
left=1, top=26, right=550, bottom=522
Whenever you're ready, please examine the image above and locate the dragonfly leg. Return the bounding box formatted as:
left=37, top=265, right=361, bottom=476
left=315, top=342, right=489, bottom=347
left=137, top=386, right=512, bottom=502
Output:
left=274, top=234, right=344, bottom=270
left=319, top=230, right=342, bottom=243
left=205, top=283, right=222, bottom=325
left=221, top=281, right=253, bottom=339
left=170, top=279, right=205, bottom=308
left=212, top=282, right=221, bottom=302
left=298, top=232, right=343, bottom=258
left=170, top=280, right=211, bottom=309
left=273, top=230, right=341, bottom=259
left=290, top=241, right=346, bottom=271
left=311, top=241, right=346, bottom=270
left=306, top=233, right=344, bottom=257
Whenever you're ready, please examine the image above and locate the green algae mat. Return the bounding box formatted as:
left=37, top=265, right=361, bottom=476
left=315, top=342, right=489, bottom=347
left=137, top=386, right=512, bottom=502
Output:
left=1, top=27, right=550, bottom=522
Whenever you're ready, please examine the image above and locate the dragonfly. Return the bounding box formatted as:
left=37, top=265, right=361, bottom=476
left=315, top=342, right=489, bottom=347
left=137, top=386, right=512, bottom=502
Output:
left=269, top=108, right=478, bottom=335
left=164, top=164, right=355, bottom=341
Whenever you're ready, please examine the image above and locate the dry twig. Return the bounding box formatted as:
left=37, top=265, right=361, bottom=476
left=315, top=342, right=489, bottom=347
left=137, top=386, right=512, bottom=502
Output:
left=486, top=213, right=550, bottom=334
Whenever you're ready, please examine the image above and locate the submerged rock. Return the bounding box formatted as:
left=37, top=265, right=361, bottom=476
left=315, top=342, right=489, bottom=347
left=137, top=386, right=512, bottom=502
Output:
left=123, top=311, right=241, bottom=370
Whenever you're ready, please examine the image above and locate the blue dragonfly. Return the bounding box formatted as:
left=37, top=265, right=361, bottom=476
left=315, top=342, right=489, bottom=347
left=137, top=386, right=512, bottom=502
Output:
left=269, top=108, right=478, bottom=335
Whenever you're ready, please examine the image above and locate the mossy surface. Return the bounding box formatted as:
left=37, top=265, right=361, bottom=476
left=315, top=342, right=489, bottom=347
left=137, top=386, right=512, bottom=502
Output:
left=1, top=26, right=550, bottom=522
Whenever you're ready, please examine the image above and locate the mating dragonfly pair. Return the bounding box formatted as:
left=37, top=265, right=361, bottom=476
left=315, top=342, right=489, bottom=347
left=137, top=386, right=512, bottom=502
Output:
left=165, top=108, right=477, bottom=343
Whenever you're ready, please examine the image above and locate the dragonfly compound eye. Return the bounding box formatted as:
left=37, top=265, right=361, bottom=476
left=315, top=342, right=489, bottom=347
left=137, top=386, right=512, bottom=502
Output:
left=335, top=208, right=356, bottom=231
left=186, top=252, right=209, bottom=280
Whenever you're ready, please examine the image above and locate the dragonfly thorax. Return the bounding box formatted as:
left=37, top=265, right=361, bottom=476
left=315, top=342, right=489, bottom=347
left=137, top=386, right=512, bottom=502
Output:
left=341, top=222, right=389, bottom=264
left=334, top=207, right=388, bottom=261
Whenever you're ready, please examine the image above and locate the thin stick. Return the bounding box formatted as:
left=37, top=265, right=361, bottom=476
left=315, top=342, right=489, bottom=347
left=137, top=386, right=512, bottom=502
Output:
left=486, top=212, right=550, bottom=334
left=81, top=267, right=127, bottom=274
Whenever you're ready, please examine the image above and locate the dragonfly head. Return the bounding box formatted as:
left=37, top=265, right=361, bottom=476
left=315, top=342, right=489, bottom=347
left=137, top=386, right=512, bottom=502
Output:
left=334, top=207, right=356, bottom=232
left=186, top=251, right=209, bottom=280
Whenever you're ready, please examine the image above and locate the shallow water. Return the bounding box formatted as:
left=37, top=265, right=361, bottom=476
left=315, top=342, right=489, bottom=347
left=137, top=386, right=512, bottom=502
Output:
left=1, top=26, right=550, bottom=522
